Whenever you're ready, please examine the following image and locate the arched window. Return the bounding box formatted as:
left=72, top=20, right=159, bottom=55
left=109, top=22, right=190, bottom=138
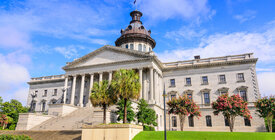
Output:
left=143, top=45, right=146, bottom=52
left=41, top=100, right=46, bottom=112
left=125, top=44, right=129, bottom=49
left=130, top=44, right=134, bottom=50
left=206, top=115, right=212, bottom=127
left=172, top=116, right=177, bottom=127
left=240, top=90, right=247, bottom=101
left=138, top=44, right=142, bottom=51
left=224, top=116, right=229, bottom=126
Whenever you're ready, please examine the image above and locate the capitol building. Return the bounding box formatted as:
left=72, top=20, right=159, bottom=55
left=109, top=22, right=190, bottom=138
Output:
left=16, top=10, right=265, bottom=132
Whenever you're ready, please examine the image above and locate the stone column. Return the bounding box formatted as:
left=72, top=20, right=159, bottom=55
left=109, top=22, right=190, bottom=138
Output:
left=139, top=68, right=143, bottom=99
left=154, top=71, right=157, bottom=102
left=70, top=75, right=77, bottom=105
left=108, top=71, right=112, bottom=84
left=88, top=74, right=94, bottom=107
left=99, top=72, right=103, bottom=83
left=150, top=67, right=154, bottom=101
left=63, top=75, right=68, bottom=104
left=79, top=74, right=85, bottom=107
left=89, top=74, right=94, bottom=93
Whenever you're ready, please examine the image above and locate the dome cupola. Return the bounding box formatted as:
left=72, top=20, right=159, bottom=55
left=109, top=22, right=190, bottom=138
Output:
left=115, top=10, right=156, bottom=52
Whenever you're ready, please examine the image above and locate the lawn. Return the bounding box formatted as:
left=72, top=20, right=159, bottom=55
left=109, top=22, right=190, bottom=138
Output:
left=133, top=131, right=275, bottom=140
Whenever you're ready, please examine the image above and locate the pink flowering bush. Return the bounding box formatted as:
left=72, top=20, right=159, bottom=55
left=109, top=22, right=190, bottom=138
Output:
left=167, top=95, right=201, bottom=131
left=254, top=96, right=275, bottom=132
left=211, top=93, right=251, bottom=132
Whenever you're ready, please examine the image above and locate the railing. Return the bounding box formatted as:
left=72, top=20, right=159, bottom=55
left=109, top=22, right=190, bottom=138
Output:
left=163, top=53, right=254, bottom=67
left=31, top=74, right=65, bottom=81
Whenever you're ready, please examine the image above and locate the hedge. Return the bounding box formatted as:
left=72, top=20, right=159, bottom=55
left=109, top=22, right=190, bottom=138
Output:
left=0, top=134, right=32, bottom=140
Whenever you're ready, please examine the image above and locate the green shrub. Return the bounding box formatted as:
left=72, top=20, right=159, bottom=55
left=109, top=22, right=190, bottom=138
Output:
left=265, top=118, right=275, bottom=132
left=143, top=125, right=155, bottom=131
left=0, top=134, right=32, bottom=140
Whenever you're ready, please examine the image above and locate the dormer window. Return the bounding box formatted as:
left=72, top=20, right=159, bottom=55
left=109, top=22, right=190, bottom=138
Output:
left=128, top=25, right=132, bottom=30
left=140, top=26, right=144, bottom=29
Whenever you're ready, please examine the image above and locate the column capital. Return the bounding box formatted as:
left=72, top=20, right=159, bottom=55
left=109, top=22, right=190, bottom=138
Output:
left=80, top=73, right=85, bottom=76
left=138, top=67, right=144, bottom=70
left=89, top=73, right=94, bottom=75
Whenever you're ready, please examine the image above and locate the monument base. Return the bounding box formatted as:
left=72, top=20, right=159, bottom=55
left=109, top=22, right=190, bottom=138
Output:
left=81, top=124, right=143, bottom=140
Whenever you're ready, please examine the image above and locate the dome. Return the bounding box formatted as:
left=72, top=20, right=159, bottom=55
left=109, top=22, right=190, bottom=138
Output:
left=115, top=10, right=156, bottom=49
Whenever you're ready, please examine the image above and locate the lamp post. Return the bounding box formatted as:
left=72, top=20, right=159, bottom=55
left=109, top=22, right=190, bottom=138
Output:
left=163, top=84, right=167, bottom=140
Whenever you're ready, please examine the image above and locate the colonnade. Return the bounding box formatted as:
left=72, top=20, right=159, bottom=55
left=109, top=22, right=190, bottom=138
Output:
left=63, top=67, right=163, bottom=107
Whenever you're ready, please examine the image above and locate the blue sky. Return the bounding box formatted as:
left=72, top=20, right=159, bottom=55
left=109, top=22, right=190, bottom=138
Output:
left=0, top=0, right=275, bottom=104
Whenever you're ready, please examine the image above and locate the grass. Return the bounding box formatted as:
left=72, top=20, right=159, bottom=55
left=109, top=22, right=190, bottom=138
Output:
left=133, top=131, right=275, bottom=140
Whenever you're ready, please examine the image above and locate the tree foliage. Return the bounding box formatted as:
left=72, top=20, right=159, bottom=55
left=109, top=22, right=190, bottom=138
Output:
left=212, top=93, right=251, bottom=132
left=90, top=80, right=116, bottom=124
left=167, top=95, right=201, bottom=131
left=254, top=96, right=275, bottom=132
left=0, top=98, right=28, bottom=130
left=111, top=69, right=140, bottom=123
left=115, top=99, right=135, bottom=123
left=136, top=99, right=157, bottom=126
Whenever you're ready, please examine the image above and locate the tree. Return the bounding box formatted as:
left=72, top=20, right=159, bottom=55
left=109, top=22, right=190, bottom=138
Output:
left=116, top=99, right=135, bottom=123
left=212, top=93, right=252, bottom=132
left=167, top=95, right=201, bottom=131
left=90, top=80, right=116, bottom=124
left=254, top=96, right=275, bottom=132
left=0, top=114, right=9, bottom=129
left=0, top=99, right=28, bottom=129
left=136, top=99, right=158, bottom=126
left=111, top=69, right=141, bottom=123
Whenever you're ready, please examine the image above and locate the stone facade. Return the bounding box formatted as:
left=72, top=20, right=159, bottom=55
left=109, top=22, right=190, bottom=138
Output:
left=19, top=10, right=265, bottom=132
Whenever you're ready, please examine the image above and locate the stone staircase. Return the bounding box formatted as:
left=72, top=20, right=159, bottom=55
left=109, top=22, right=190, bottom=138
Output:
left=31, top=107, right=95, bottom=130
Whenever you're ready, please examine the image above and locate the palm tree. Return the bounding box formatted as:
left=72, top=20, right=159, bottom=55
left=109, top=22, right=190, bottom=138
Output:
left=112, top=69, right=141, bottom=123
left=90, top=80, right=115, bottom=124
left=0, top=114, right=9, bottom=129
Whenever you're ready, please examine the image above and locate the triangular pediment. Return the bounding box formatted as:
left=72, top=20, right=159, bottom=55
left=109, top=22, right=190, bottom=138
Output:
left=63, top=45, right=153, bottom=69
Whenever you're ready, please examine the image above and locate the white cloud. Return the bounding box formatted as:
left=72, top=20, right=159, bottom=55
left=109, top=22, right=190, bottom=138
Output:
left=257, top=72, right=275, bottom=97
left=138, top=0, right=214, bottom=21
left=0, top=54, right=30, bottom=104
left=234, top=10, right=256, bottom=23
left=165, top=26, right=207, bottom=41
left=158, top=21, right=275, bottom=63
left=54, top=45, right=85, bottom=59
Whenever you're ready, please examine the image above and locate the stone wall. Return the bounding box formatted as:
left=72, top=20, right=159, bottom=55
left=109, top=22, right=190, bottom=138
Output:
left=16, top=113, right=53, bottom=130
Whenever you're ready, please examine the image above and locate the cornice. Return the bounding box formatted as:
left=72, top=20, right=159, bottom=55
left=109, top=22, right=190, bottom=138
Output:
left=163, top=58, right=258, bottom=71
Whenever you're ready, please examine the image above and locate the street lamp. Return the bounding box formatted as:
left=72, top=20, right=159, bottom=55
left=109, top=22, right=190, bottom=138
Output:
left=163, top=84, right=167, bottom=140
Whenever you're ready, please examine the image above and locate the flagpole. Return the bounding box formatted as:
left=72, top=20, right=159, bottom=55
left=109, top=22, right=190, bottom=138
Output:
left=163, top=84, right=167, bottom=140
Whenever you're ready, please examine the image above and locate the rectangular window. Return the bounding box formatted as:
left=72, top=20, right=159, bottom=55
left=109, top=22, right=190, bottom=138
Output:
left=125, top=44, right=129, bottom=49
left=171, top=94, right=176, bottom=100
left=224, top=117, right=229, bottom=126
left=188, top=116, right=194, bottom=127
left=204, top=92, right=210, bottom=105
left=240, top=90, right=247, bottom=101
left=172, top=116, right=177, bottom=127
left=186, top=77, right=191, bottom=85
left=53, top=89, right=57, bottom=96
left=219, top=75, right=226, bottom=83
left=43, top=90, right=47, bottom=97
left=170, top=79, right=176, bottom=87
left=143, top=45, right=146, bottom=52
left=187, top=93, right=192, bottom=100
left=206, top=116, right=212, bottom=127
left=237, top=73, right=245, bottom=81
left=202, top=76, right=208, bottom=85
left=221, top=91, right=227, bottom=95
left=244, top=118, right=251, bottom=126
left=130, top=44, right=134, bottom=50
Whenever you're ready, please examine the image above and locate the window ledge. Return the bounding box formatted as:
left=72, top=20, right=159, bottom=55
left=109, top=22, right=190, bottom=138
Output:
left=237, top=80, right=245, bottom=83
left=219, top=82, right=227, bottom=84
left=185, top=84, right=192, bottom=86
left=169, top=85, right=176, bottom=88
left=201, top=83, right=209, bottom=85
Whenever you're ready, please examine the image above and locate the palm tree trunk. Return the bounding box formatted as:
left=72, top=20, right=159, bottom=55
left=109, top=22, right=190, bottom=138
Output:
left=123, top=98, right=127, bottom=123
left=267, top=113, right=273, bottom=132
left=229, top=115, right=235, bottom=132
left=179, top=114, right=186, bottom=131
left=103, top=104, right=107, bottom=124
